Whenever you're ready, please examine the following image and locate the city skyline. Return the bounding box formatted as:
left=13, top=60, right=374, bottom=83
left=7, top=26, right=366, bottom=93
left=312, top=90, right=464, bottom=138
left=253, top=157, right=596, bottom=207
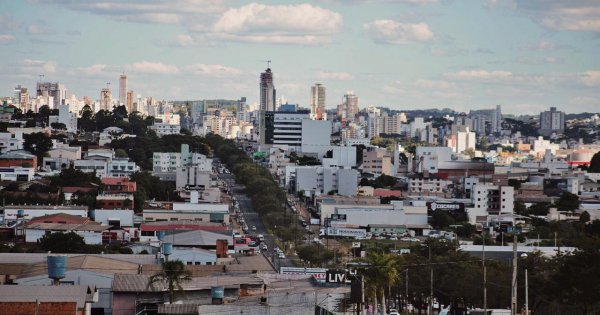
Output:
left=1, top=0, right=599, bottom=114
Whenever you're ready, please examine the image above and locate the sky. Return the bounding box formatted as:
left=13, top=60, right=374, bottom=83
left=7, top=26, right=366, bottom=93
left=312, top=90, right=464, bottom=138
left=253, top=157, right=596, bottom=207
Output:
left=1, top=0, right=599, bottom=114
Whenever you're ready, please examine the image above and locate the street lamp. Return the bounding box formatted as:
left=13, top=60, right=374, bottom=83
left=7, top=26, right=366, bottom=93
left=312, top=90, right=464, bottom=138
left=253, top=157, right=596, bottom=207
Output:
left=521, top=253, right=529, bottom=315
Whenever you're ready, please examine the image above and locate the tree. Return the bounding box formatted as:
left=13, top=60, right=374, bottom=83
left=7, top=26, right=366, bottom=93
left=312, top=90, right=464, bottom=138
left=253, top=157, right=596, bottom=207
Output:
left=507, top=178, right=521, bottom=190
left=430, top=210, right=455, bottom=229
left=23, top=132, right=53, bottom=163
left=50, top=122, right=67, bottom=130
left=148, top=260, right=192, bottom=303
left=364, top=252, right=399, bottom=314
left=556, top=191, right=580, bottom=212
left=590, top=152, right=600, bottom=173
left=38, top=231, right=87, bottom=253
left=580, top=211, right=591, bottom=223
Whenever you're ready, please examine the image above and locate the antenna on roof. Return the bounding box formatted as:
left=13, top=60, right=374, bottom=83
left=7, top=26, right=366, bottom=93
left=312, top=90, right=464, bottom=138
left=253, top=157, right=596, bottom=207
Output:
left=258, top=60, right=272, bottom=69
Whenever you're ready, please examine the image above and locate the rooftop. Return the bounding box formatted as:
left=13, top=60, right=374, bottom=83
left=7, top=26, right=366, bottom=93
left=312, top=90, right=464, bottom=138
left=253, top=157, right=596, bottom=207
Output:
left=112, top=274, right=263, bottom=292
left=0, top=285, right=93, bottom=309
left=26, top=222, right=110, bottom=232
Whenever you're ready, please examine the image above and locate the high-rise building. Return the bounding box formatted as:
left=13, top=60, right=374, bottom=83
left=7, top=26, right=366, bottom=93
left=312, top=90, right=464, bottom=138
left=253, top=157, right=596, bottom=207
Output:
left=36, top=82, right=66, bottom=108
left=14, top=85, right=29, bottom=112
left=119, top=74, right=127, bottom=105
left=259, top=68, right=276, bottom=144
left=310, top=83, right=326, bottom=120
left=338, top=91, right=358, bottom=122
left=539, top=107, right=565, bottom=135
left=126, top=90, right=134, bottom=114
left=100, top=88, right=112, bottom=111
left=260, top=68, right=276, bottom=112
left=491, top=104, right=502, bottom=133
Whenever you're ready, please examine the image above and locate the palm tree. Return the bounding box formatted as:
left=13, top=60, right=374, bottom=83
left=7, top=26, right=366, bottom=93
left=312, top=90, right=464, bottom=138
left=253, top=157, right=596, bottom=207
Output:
left=148, top=260, right=192, bottom=303
left=364, top=252, right=399, bottom=315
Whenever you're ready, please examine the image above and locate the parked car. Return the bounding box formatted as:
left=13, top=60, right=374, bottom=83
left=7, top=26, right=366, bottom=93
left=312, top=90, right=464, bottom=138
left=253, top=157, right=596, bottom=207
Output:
left=388, top=309, right=400, bottom=315
left=278, top=252, right=286, bottom=259
left=251, top=225, right=256, bottom=231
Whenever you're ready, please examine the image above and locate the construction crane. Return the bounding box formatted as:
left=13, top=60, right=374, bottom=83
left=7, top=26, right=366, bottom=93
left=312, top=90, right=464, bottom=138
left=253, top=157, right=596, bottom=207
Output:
left=258, top=60, right=272, bottom=69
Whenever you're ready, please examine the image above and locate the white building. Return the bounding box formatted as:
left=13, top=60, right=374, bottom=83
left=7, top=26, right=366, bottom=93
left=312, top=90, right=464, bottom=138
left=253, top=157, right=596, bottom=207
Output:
left=415, top=146, right=453, bottom=174
left=288, top=166, right=358, bottom=196
left=93, top=209, right=134, bottom=228
left=0, top=132, right=23, bottom=154
left=25, top=222, right=108, bottom=245
left=467, top=184, right=514, bottom=224
left=0, top=167, right=34, bottom=181
left=150, top=122, right=180, bottom=136
left=176, top=165, right=211, bottom=191
left=152, top=144, right=212, bottom=173
left=48, top=104, right=78, bottom=132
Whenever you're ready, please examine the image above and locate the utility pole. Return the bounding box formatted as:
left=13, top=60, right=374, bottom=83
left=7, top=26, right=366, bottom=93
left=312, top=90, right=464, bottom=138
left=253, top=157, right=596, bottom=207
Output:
left=429, top=243, right=433, bottom=315
left=511, top=233, right=518, bottom=315
left=483, top=229, right=487, bottom=315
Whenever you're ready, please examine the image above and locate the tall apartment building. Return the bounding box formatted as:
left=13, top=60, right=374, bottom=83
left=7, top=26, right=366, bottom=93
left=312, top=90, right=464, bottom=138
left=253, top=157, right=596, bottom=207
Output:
left=259, top=68, right=276, bottom=144
left=539, top=107, right=565, bottom=135
left=468, top=184, right=514, bottom=224
left=119, top=74, right=127, bottom=105
left=36, top=82, right=66, bottom=108
left=126, top=90, right=134, bottom=114
left=337, top=91, right=358, bottom=122
left=14, top=85, right=29, bottom=112
left=491, top=104, right=502, bottom=133
left=100, top=88, right=112, bottom=111
left=310, top=83, right=326, bottom=120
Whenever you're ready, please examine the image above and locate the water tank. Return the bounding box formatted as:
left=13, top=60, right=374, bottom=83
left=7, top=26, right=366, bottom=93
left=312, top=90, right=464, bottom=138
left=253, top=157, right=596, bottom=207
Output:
left=17, top=210, right=24, bottom=219
left=211, top=286, right=224, bottom=305
left=47, top=255, right=67, bottom=281
left=162, top=242, right=173, bottom=256
left=157, top=231, right=166, bottom=241
left=89, top=209, right=95, bottom=220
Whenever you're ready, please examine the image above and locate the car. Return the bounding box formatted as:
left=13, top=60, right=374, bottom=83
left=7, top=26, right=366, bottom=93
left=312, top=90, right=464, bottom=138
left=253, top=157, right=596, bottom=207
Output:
left=388, top=309, right=400, bottom=315
left=278, top=252, right=286, bottom=259
left=257, top=234, right=265, bottom=242
left=305, top=225, right=310, bottom=231
left=261, top=244, right=268, bottom=250
left=389, top=236, right=398, bottom=241
left=251, top=225, right=256, bottom=231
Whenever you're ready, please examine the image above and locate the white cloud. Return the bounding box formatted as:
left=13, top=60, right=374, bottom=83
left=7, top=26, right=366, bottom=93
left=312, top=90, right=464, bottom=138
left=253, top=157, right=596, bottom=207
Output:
left=446, top=69, right=513, bottom=81
left=364, top=20, right=433, bottom=44
left=36, top=0, right=226, bottom=23
left=521, top=40, right=558, bottom=51
left=175, top=34, right=194, bottom=46
left=317, top=71, right=354, bottom=81
left=414, top=79, right=457, bottom=89
left=580, top=71, right=600, bottom=87
left=186, top=64, right=242, bottom=77
left=77, top=64, right=108, bottom=76
left=125, top=61, right=180, bottom=74
left=207, top=3, right=343, bottom=44
left=0, top=34, right=16, bottom=44
left=20, top=59, right=58, bottom=74
left=490, top=0, right=600, bottom=32
left=515, top=56, right=564, bottom=65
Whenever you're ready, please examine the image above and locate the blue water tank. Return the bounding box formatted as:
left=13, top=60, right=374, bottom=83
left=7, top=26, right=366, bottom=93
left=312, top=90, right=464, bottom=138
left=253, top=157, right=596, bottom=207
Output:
left=17, top=210, right=24, bottom=219
left=211, top=286, right=224, bottom=299
left=47, top=255, right=67, bottom=279
left=162, top=242, right=173, bottom=256
left=157, top=231, right=166, bottom=241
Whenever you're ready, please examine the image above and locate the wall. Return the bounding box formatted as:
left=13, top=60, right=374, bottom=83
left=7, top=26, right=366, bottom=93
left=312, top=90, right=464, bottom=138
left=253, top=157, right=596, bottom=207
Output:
left=0, top=302, right=80, bottom=315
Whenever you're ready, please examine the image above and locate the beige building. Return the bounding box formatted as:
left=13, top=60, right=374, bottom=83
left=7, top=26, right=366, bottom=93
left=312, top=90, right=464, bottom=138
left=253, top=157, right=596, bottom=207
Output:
left=361, top=149, right=393, bottom=176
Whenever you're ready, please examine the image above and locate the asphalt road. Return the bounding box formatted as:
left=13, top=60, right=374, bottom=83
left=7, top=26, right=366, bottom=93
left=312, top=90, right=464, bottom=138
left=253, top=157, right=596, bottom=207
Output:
left=219, top=172, right=296, bottom=269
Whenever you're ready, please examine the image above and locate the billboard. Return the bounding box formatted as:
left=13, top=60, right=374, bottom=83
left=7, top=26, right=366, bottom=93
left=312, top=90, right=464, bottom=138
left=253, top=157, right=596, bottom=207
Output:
left=426, top=202, right=465, bottom=212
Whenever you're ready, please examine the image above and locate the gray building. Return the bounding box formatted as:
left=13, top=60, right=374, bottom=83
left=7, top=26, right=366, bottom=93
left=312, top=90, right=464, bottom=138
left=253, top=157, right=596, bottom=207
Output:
left=540, top=106, right=565, bottom=135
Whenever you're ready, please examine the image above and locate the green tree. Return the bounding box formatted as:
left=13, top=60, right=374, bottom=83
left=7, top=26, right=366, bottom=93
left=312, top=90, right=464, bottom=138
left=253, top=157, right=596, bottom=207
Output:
left=580, top=211, right=591, bottom=223
left=78, top=105, right=95, bottom=132
left=589, top=152, right=600, bottom=173
left=508, top=178, right=522, bottom=190
left=38, top=231, right=87, bottom=253
left=364, top=252, right=398, bottom=314
left=23, top=132, right=53, bottom=162
left=50, top=122, right=67, bottom=130
left=430, top=210, right=455, bottom=229
left=556, top=191, right=580, bottom=212
left=148, top=260, right=192, bottom=303
left=374, top=174, right=397, bottom=188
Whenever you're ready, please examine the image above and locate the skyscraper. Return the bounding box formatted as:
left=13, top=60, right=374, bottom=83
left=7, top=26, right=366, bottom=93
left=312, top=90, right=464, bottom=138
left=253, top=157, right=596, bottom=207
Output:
left=338, top=91, right=358, bottom=122
left=539, top=107, right=565, bottom=135
left=126, top=90, right=134, bottom=114
left=36, top=82, right=66, bottom=108
left=491, top=104, right=502, bottom=134
left=310, top=83, right=326, bottom=120
left=100, top=88, right=112, bottom=111
left=119, top=74, right=127, bottom=105
left=260, top=68, right=276, bottom=112
left=259, top=67, right=276, bottom=144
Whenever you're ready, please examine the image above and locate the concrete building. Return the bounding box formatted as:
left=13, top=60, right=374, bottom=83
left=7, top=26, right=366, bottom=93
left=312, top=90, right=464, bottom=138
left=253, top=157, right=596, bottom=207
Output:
left=310, top=83, right=326, bottom=120
left=0, top=132, right=23, bottom=154
left=176, top=165, right=211, bottom=191
left=288, top=166, right=358, bottom=196
left=539, top=107, right=565, bottom=135
left=152, top=144, right=212, bottom=173
left=468, top=184, right=514, bottom=224
left=36, top=81, right=66, bottom=109
left=1, top=205, right=88, bottom=223
left=14, top=85, right=29, bottom=112
left=414, top=146, right=453, bottom=174
left=48, top=104, right=78, bottom=132
left=100, top=87, right=112, bottom=111
left=361, top=149, right=393, bottom=176
left=119, top=73, right=127, bottom=105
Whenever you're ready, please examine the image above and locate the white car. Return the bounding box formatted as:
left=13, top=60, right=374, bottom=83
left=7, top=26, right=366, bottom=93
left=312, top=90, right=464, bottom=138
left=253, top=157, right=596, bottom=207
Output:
left=388, top=309, right=400, bottom=315
left=251, top=225, right=256, bottom=231
left=278, top=252, right=286, bottom=259
left=261, top=243, right=268, bottom=250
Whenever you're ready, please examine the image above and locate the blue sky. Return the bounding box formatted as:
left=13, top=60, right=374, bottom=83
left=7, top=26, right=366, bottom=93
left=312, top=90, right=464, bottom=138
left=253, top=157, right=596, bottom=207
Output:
left=1, top=0, right=599, bottom=114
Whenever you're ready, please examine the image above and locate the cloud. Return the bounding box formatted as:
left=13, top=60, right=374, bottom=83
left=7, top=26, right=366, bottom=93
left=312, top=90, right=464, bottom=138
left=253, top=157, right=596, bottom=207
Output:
left=580, top=71, right=600, bottom=87
left=521, top=40, right=558, bottom=51
left=0, top=34, right=16, bottom=44
left=74, top=64, right=109, bottom=76
left=364, top=20, right=433, bottom=44
left=125, top=61, right=180, bottom=74
left=414, top=79, right=457, bottom=90
left=206, top=3, right=343, bottom=44
left=489, top=0, right=600, bottom=32
left=35, top=0, right=226, bottom=24
left=317, top=71, right=354, bottom=81
left=27, top=25, right=43, bottom=35
left=186, top=64, right=242, bottom=77
left=446, top=69, right=513, bottom=81
left=175, top=34, right=194, bottom=46
left=20, top=59, right=58, bottom=74
left=327, top=0, right=438, bottom=5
